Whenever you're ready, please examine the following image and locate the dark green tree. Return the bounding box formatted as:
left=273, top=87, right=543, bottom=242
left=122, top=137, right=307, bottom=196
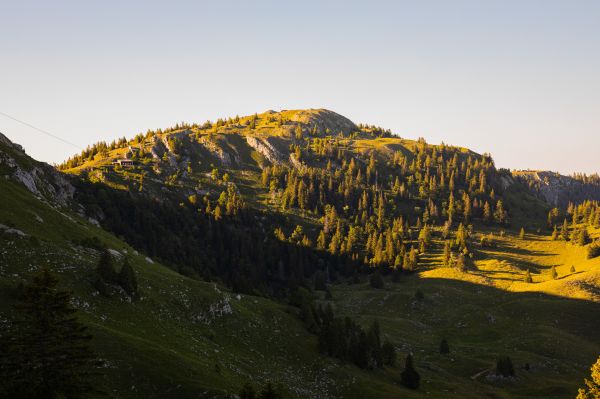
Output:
left=239, top=382, right=256, bottom=399
left=96, top=248, right=117, bottom=283
left=382, top=340, right=396, bottom=366
left=400, top=354, right=420, bottom=389
left=118, top=258, right=138, bottom=297
left=0, top=268, right=102, bottom=399
left=439, top=339, right=450, bottom=354
left=259, top=382, right=281, bottom=399
left=496, top=356, right=515, bottom=377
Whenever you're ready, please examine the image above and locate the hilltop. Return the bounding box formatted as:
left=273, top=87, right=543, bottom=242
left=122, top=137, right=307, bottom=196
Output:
left=1, top=110, right=600, bottom=398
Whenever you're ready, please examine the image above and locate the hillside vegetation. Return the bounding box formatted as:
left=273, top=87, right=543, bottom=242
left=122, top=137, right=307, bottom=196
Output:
left=1, top=109, right=599, bottom=398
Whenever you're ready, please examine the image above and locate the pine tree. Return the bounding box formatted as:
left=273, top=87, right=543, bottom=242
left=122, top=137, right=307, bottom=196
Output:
left=118, top=258, right=138, bottom=297
left=382, top=340, right=396, bottom=366
left=519, top=227, right=525, bottom=240
left=551, top=265, right=558, bottom=280
left=239, top=382, right=256, bottom=399
left=551, top=225, right=559, bottom=240
left=96, top=248, right=117, bottom=283
left=400, top=354, right=420, bottom=389
left=0, top=268, right=102, bottom=398
left=259, top=382, right=281, bottom=399
left=561, top=218, right=569, bottom=241
left=524, top=270, right=533, bottom=283
left=570, top=265, right=576, bottom=273
left=443, top=241, right=451, bottom=267
left=496, top=356, right=515, bottom=377
left=439, top=339, right=450, bottom=354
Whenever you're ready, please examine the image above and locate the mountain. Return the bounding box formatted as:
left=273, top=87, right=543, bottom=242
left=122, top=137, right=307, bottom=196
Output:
left=0, top=132, right=74, bottom=205
left=513, top=170, right=600, bottom=208
left=1, top=111, right=600, bottom=399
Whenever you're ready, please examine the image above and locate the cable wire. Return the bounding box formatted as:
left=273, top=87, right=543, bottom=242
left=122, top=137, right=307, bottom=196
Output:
left=0, top=111, right=82, bottom=150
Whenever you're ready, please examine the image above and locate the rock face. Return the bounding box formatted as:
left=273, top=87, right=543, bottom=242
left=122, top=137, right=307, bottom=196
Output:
left=513, top=170, right=600, bottom=208
left=245, top=136, right=285, bottom=164
left=0, top=132, right=75, bottom=206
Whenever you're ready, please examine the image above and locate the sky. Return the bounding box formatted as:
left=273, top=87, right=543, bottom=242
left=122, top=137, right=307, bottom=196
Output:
left=1, top=0, right=599, bottom=174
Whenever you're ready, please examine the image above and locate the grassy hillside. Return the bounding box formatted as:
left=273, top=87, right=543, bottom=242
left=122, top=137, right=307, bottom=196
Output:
left=1, top=174, right=599, bottom=398
left=2, top=110, right=599, bottom=398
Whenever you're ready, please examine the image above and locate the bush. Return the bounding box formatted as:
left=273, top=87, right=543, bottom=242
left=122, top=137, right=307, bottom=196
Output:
left=496, top=356, right=515, bottom=377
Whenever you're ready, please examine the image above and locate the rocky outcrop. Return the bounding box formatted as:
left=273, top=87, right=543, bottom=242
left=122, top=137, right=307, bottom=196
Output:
left=198, top=137, right=239, bottom=167
left=245, top=136, right=285, bottom=164
left=0, top=132, right=75, bottom=206
left=514, top=170, right=600, bottom=208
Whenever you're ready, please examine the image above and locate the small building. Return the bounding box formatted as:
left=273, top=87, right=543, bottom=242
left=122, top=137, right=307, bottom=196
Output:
left=113, top=159, right=135, bottom=167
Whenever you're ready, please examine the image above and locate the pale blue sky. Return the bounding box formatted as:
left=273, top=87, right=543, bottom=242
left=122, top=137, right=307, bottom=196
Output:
left=1, top=0, right=599, bottom=174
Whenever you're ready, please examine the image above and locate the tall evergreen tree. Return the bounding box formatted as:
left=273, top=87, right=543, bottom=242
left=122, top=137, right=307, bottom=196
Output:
left=0, top=268, right=102, bottom=399
left=118, top=258, right=138, bottom=297
left=400, top=354, right=420, bottom=389
left=96, top=248, right=117, bottom=283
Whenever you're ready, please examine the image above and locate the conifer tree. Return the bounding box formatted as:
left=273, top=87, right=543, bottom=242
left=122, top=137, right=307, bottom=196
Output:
left=0, top=268, right=102, bottom=399
left=496, top=356, right=515, bottom=377
left=96, top=248, right=117, bottom=283
left=400, top=354, right=420, bottom=389
left=382, top=340, right=396, bottom=366
left=519, top=227, right=525, bottom=240
left=524, top=270, right=533, bottom=283
left=118, top=258, right=138, bottom=297
left=439, top=339, right=450, bottom=354
left=551, top=265, right=558, bottom=280
left=239, top=382, right=256, bottom=399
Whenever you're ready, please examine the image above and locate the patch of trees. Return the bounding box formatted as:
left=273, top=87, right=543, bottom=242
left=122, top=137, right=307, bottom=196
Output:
left=239, top=382, right=283, bottom=399
left=0, top=269, right=102, bottom=398
left=293, top=290, right=396, bottom=371
left=577, top=356, right=600, bottom=399
left=588, top=241, right=600, bottom=259
left=94, top=249, right=138, bottom=298
left=75, top=180, right=354, bottom=296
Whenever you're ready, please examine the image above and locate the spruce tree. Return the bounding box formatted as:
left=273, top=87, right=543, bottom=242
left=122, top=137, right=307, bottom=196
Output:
left=524, top=270, right=533, bottom=283
left=0, top=268, right=102, bottom=399
left=96, top=248, right=117, bottom=283
left=400, top=354, right=420, bottom=389
left=118, top=258, right=138, bottom=297
left=519, top=227, right=525, bottom=240
left=382, top=340, right=396, bottom=366
left=496, top=356, right=515, bottom=377
left=551, top=265, right=558, bottom=280
left=259, top=382, right=281, bottom=399
left=239, top=382, right=256, bottom=399
left=439, top=339, right=450, bottom=354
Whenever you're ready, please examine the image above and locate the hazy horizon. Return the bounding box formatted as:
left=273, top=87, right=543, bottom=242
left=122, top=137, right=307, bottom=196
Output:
left=1, top=0, right=599, bottom=174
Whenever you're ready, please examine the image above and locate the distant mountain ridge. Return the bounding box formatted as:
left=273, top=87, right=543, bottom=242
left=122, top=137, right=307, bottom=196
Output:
left=513, top=170, right=600, bottom=208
